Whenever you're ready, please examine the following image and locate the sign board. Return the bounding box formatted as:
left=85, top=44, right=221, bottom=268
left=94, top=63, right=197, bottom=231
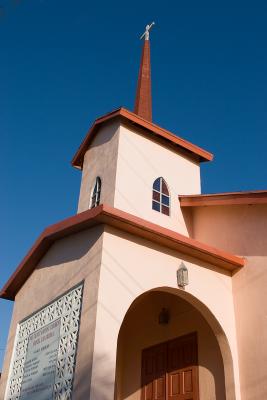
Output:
left=20, top=319, right=61, bottom=399
left=5, top=283, right=83, bottom=400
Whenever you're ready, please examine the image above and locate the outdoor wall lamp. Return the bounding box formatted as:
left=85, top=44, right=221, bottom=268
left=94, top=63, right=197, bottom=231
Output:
left=177, top=262, right=189, bottom=288
left=158, top=308, right=170, bottom=325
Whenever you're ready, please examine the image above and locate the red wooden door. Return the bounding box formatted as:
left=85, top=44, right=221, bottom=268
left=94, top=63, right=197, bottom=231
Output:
left=141, top=342, right=167, bottom=400
left=141, top=333, right=199, bottom=400
left=167, top=333, right=199, bottom=400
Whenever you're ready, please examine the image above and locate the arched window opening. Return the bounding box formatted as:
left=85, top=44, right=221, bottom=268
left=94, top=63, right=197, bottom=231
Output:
left=90, top=177, right=101, bottom=208
left=152, top=177, right=170, bottom=216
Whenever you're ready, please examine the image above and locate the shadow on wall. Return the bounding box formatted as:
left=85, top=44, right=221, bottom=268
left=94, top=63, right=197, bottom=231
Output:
left=104, top=226, right=231, bottom=277
left=55, top=291, right=232, bottom=400
left=73, top=353, right=115, bottom=400
left=28, top=227, right=104, bottom=303
left=37, top=226, right=103, bottom=269
left=181, top=204, right=267, bottom=257
left=89, top=120, right=118, bottom=150
left=115, top=290, right=227, bottom=400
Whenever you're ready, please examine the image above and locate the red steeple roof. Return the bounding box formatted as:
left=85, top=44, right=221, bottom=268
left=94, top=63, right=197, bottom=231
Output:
left=134, top=30, right=152, bottom=121
left=71, top=107, right=213, bottom=169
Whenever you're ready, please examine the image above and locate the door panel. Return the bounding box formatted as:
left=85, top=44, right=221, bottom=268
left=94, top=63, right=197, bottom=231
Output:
left=183, top=369, right=193, bottom=392
left=141, top=343, right=167, bottom=400
left=141, top=333, right=199, bottom=400
left=167, top=334, right=198, bottom=400
left=154, top=376, right=165, bottom=399
left=169, top=372, right=180, bottom=396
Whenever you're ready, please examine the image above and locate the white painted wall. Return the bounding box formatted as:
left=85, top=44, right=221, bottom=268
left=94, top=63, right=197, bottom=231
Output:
left=78, top=121, right=201, bottom=235
left=0, top=223, right=241, bottom=400
left=192, top=204, right=267, bottom=399
left=114, top=124, right=201, bottom=234
left=90, top=226, right=240, bottom=400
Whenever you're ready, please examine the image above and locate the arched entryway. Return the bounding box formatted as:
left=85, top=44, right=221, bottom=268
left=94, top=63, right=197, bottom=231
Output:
left=115, top=288, right=235, bottom=400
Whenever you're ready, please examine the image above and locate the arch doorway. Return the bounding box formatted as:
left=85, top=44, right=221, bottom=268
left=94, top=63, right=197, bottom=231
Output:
left=115, top=289, right=231, bottom=400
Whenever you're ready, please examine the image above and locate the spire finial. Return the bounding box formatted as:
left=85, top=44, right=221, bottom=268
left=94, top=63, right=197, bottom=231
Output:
left=134, top=22, right=155, bottom=121
left=140, top=22, right=155, bottom=41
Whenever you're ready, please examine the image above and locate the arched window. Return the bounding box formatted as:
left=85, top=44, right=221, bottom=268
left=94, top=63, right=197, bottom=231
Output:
left=90, top=177, right=101, bottom=208
left=152, top=177, right=170, bottom=216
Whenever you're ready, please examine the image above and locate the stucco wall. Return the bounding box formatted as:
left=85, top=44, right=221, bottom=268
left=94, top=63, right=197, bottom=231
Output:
left=0, top=226, right=104, bottom=400
left=117, top=290, right=226, bottom=400
left=191, top=204, right=267, bottom=399
left=114, top=124, right=201, bottom=235
left=90, top=226, right=240, bottom=400
left=77, top=120, right=120, bottom=213
left=78, top=120, right=201, bottom=234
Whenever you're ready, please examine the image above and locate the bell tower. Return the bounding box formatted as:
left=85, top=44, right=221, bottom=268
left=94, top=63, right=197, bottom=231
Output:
left=74, top=23, right=209, bottom=235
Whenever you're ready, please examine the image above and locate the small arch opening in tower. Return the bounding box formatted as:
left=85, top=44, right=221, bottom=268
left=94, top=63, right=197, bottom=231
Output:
left=90, top=177, right=102, bottom=208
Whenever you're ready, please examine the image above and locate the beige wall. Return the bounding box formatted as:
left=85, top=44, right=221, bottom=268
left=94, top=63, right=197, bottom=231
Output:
left=90, top=226, right=240, bottom=400
left=117, top=290, right=226, bottom=400
left=78, top=121, right=201, bottom=236
left=77, top=120, right=120, bottom=213
left=114, top=124, right=201, bottom=235
left=191, top=204, right=267, bottom=399
left=0, top=226, right=104, bottom=400
left=2, top=211, right=253, bottom=400
left=189, top=204, right=267, bottom=256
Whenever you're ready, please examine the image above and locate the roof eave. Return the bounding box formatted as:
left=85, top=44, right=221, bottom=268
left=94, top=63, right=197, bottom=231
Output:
left=71, top=108, right=213, bottom=169
left=1, top=205, right=244, bottom=301
left=179, top=190, right=267, bottom=207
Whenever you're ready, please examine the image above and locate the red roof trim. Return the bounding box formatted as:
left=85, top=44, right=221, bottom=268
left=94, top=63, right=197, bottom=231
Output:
left=179, top=190, right=267, bottom=207
left=0, top=205, right=244, bottom=301
left=71, top=108, right=213, bottom=169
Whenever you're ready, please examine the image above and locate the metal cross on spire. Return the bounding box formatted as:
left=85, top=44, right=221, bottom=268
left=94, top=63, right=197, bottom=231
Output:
left=140, top=22, right=155, bottom=41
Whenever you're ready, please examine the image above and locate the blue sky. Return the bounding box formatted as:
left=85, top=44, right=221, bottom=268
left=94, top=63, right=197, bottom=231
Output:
left=1, top=0, right=267, bottom=368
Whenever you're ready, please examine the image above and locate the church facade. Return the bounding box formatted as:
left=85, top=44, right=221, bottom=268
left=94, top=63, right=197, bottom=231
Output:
left=1, top=26, right=267, bottom=400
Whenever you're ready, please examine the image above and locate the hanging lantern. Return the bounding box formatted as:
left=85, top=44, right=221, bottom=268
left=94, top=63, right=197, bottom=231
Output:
left=158, top=308, right=170, bottom=325
left=177, top=262, right=189, bottom=288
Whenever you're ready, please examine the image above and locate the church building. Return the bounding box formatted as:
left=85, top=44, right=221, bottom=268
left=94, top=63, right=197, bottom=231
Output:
left=0, top=24, right=266, bottom=400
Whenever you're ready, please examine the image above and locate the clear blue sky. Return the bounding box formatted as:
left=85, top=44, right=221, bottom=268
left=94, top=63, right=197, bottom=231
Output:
left=1, top=0, right=267, bottom=368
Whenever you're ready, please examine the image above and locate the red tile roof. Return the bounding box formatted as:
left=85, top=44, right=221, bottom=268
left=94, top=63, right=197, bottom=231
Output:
left=71, top=108, right=213, bottom=169
left=1, top=205, right=244, bottom=301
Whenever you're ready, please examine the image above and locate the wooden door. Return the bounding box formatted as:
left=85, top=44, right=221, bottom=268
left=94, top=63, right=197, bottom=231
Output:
left=141, top=342, right=167, bottom=400
left=167, top=333, right=199, bottom=400
left=141, top=333, right=199, bottom=400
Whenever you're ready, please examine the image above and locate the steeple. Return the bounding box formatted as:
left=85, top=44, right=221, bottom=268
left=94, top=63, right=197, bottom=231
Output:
left=134, top=22, right=155, bottom=122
